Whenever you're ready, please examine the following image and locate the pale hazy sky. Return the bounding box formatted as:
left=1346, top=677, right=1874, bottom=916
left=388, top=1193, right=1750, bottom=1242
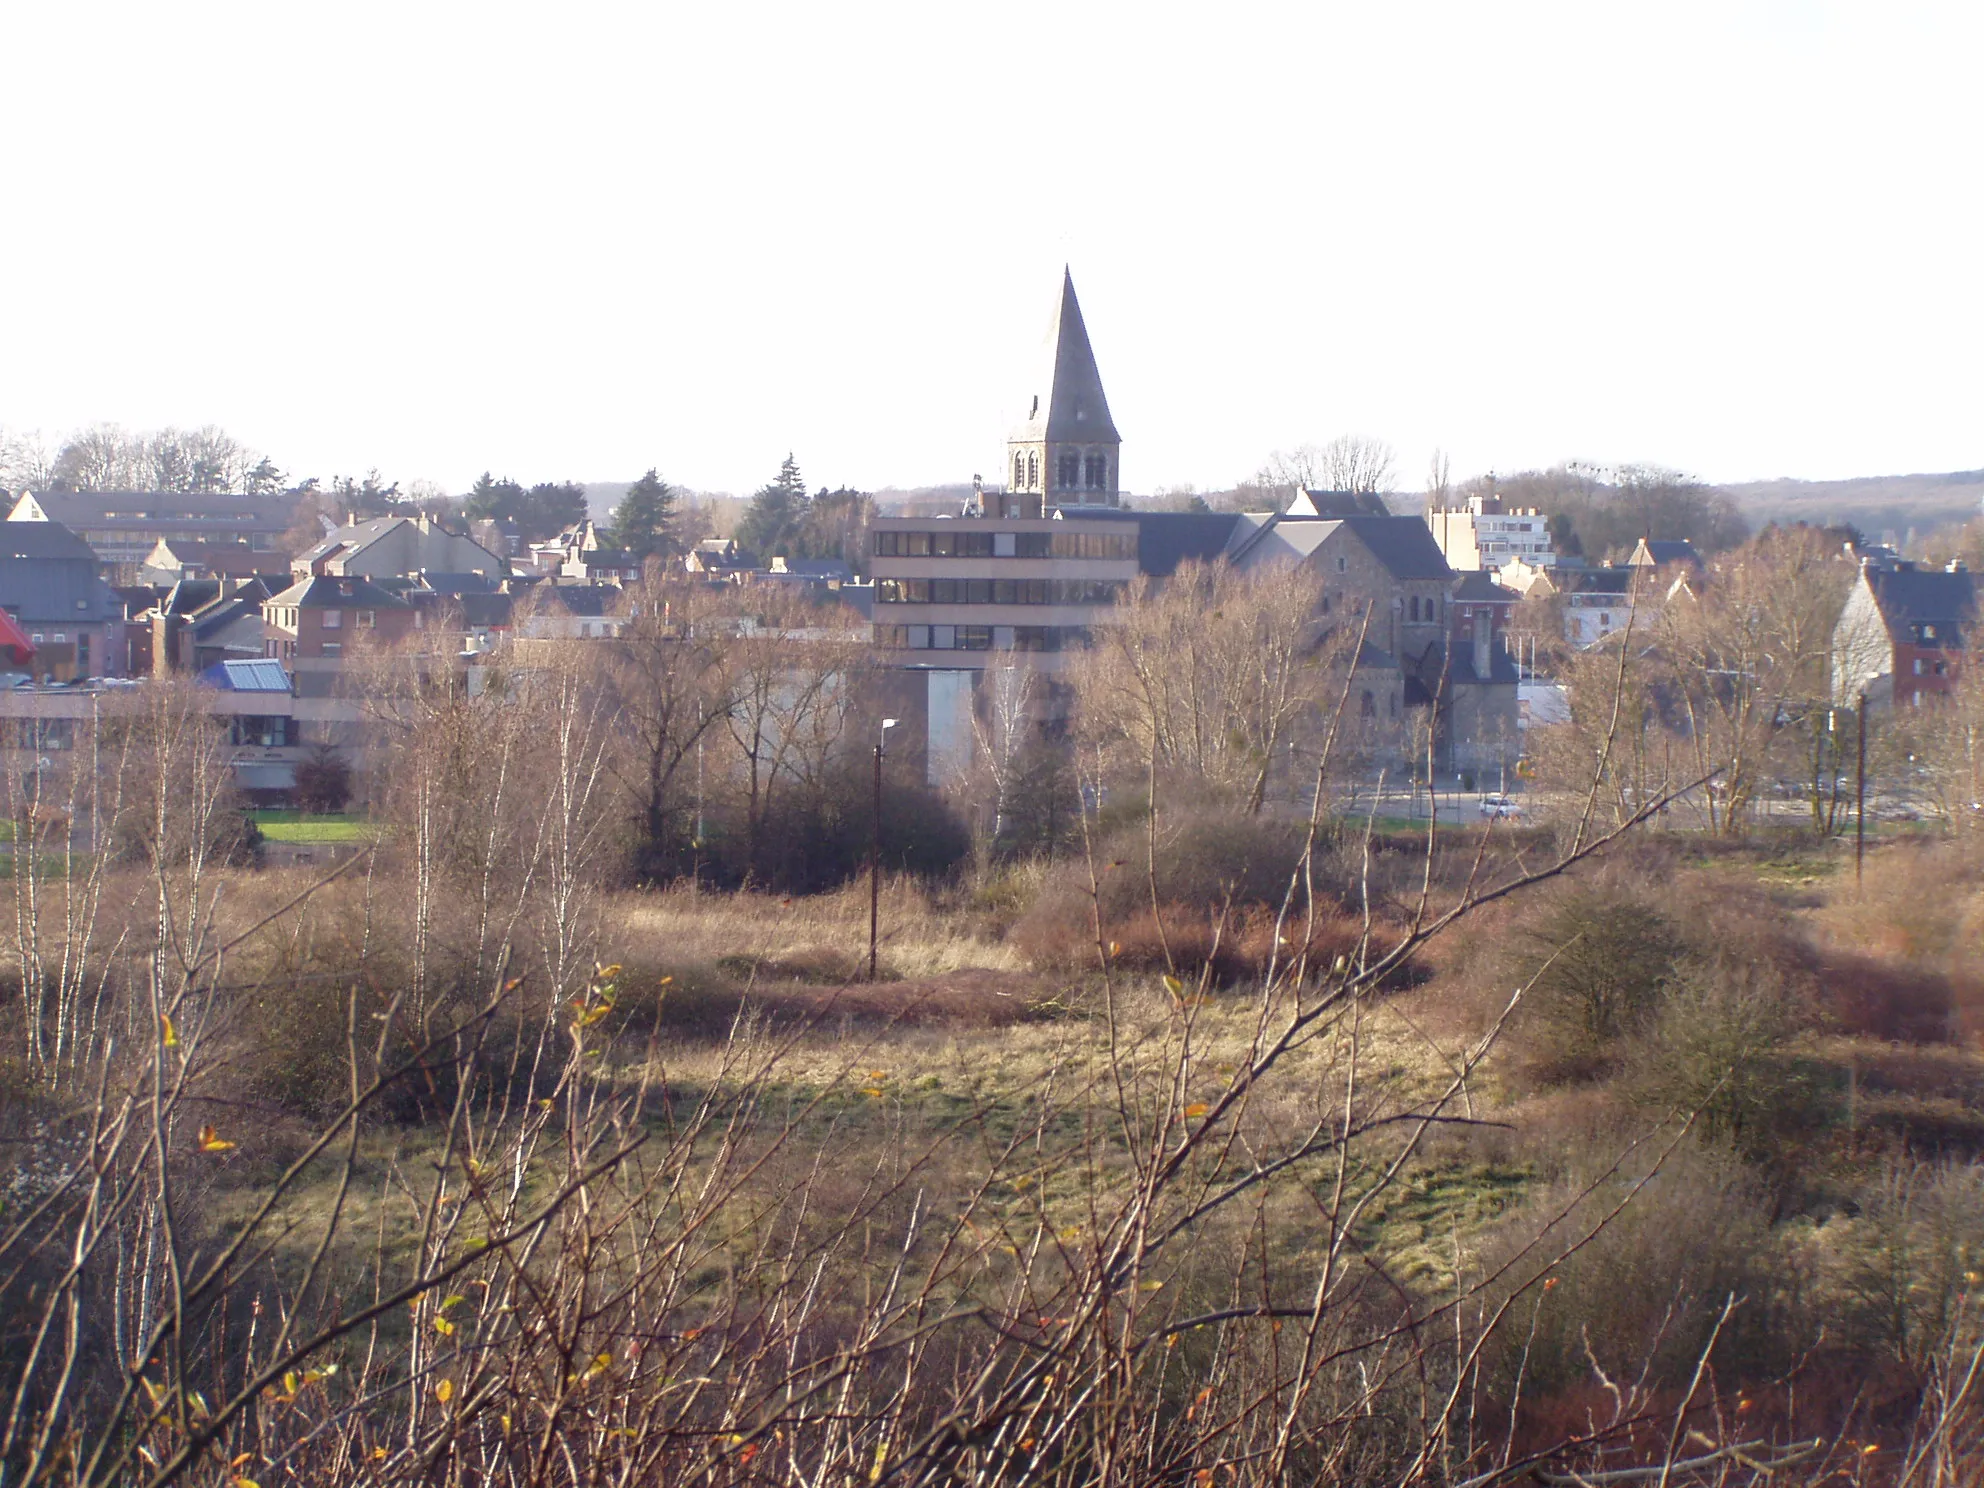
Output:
left=2, top=2, right=1978, bottom=497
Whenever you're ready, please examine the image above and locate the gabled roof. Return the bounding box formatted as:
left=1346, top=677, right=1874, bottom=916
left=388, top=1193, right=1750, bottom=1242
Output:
left=1863, top=564, right=1978, bottom=647
left=1287, top=490, right=1389, bottom=518
left=1452, top=571, right=1518, bottom=603
left=264, top=575, right=410, bottom=610
left=1630, top=538, right=1702, bottom=568
left=1009, top=268, right=1120, bottom=446
left=0, top=518, right=101, bottom=563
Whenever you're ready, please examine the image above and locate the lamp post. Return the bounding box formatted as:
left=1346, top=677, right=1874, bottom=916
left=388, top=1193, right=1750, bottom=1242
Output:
left=870, top=718, right=898, bottom=981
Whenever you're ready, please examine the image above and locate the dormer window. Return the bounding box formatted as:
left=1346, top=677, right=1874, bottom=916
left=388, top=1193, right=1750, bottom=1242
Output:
left=1923, top=623, right=1939, bottom=641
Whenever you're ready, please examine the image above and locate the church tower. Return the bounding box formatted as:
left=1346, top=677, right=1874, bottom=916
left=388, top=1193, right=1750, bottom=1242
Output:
left=1005, top=268, right=1121, bottom=510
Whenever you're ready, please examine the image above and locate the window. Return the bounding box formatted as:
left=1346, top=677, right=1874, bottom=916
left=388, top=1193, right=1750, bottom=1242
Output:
left=958, top=626, right=993, bottom=650
left=1013, top=452, right=1024, bottom=489
left=1084, top=454, right=1108, bottom=489
left=1057, top=454, right=1079, bottom=490
left=322, top=642, right=341, bottom=657
left=1408, top=597, right=1419, bottom=623
left=994, top=532, right=1016, bottom=557
left=1026, top=452, right=1038, bottom=490
left=1360, top=690, right=1376, bottom=718
left=356, top=611, right=376, bottom=629
left=321, top=609, right=342, bottom=630
left=1335, top=555, right=1347, bottom=573
left=77, top=634, right=89, bottom=673
left=1915, top=659, right=1925, bottom=675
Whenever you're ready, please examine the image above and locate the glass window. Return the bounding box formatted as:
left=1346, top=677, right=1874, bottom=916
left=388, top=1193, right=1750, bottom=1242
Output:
left=994, top=532, right=1016, bottom=557
left=931, top=626, right=956, bottom=649
left=906, top=532, right=931, bottom=556
left=357, top=610, right=376, bottom=629
left=959, top=626, right=992, bottom=650
left=1057, top=454, right=1079, bottom=489
left=321, top=609, right=342, bottom=630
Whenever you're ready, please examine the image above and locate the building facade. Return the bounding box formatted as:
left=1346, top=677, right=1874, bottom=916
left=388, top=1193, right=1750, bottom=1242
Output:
left=1425, top=494, right=1554, bottom=572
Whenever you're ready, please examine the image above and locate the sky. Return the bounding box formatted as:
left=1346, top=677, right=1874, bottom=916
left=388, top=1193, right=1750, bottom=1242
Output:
left=2, top=1, right=1979, bottom=498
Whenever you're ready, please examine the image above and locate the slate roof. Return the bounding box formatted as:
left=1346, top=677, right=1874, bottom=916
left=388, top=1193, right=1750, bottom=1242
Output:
left=1084, top=510, right=1245, bottom=577
left=265, top=575, right=411, bottom=610
left=541, top=585, right=621, bottom=618
left=0, top=520, right=100, bottom=564
left=1866, top=565, right=1978, bottom=648
left=0, top=518, right=124, bottom=623
left=1631, top=538, right=1702, bottom=568
left=11, top=490, right=296, bottom=529
left=1008, top=268, right=1120, bottom=446
left=1452, top=571, right=1519, bottom=603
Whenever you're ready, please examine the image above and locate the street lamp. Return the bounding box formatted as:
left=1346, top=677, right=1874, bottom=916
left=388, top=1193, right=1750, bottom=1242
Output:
left=870, top=719, right=898, bottom=981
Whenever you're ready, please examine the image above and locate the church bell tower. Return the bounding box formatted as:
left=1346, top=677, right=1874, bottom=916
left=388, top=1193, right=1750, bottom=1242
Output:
left=1005, top=268, right=1122, bottom=511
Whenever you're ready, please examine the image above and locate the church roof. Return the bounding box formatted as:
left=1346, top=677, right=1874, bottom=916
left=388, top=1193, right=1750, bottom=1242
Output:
left=1010, top=268, right=1120, bottom=446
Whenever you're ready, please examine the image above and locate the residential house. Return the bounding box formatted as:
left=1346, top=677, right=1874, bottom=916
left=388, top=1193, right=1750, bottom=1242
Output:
left=152, top=578, right=272, bottom=673
left=1832, top=558, right=1977, bottom=708
left=1627, top=537, right=1702, bottom=571
left=262, top=573, right=416, bottom=696
left=138, top=537, right=288, bottom=588
left=0, top=516, right=127, bottom=678
left=295, top=514, right=505, bottom=583
left=684, top=538, right=763, bottom=580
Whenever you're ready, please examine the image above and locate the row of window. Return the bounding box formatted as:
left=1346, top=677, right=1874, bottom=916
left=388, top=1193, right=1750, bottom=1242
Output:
left=873, top=530, right=1136, bottom=559
left=267, top=607, right=378, bottom=631
left=877, top=578, right=1125, bottom=606
left=1008, top=452, right=1113, bottom=493
left=875, top=625, right=1085, bottom=653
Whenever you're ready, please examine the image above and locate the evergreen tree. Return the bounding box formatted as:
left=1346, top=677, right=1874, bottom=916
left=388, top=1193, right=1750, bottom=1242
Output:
left=736, top=452, right=809, bottom=557
left=608, top=469, right=679, bottom=560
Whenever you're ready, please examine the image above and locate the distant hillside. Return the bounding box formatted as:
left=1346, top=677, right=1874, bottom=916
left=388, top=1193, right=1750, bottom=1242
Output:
left=1721, top=470, right=1984, bottom=543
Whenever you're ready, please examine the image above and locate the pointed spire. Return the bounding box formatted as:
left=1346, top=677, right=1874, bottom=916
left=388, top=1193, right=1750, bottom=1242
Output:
left=1012, top=268, right=1120, bottom=444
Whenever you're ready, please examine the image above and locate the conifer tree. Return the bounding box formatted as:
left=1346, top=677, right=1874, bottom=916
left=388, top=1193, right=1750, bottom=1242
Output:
left=608, top=469, right=679, bottom=560
left=736, top=452, right=808, bottom=557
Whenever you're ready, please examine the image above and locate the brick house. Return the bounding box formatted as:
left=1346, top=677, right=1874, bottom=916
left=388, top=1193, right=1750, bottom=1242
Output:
left=1832, top=558, right=1977, bottom=708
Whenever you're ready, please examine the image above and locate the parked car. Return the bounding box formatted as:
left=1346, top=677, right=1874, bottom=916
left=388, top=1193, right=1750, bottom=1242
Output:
left=1479, top=793, right=1522, bottom=819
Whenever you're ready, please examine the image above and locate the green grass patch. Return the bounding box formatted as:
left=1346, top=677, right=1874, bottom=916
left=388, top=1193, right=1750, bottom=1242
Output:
left=250, top=812, right=377, bottom=844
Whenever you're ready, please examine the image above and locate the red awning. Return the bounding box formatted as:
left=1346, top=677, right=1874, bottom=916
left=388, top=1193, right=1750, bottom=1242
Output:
left=0, top=610, right=35, bottom=663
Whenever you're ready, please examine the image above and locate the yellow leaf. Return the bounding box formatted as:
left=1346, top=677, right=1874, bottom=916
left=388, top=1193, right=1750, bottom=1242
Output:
left=434, top=1378, right=453, bottom=1404
left=1106, top=941, right=1120, bottom=958
left=1183, top=1103, right=1209, bottom=1119
left=861, top=1087, right=885, bottom=1098
left=433, top=1316, right=454, bottom=1336
left=658, top=974, right=674, bottom=986
left=440, top=1294, right=466, bottom=1311
left=232, top=1478, right=261, bottom=1488
left=230, top=1452, right=253, bottom=1468
left=282, top=1372, right=300, bottom=1397
left=1161, top=975, right=1184, bottom=999
left=197, top=1126, right=235, bottom=1154
left=1138, top=1279, right=1164, bottom=1292
left=371, top=1446, right=388, bottom=1461
left=161, top=1014, right=178, bottom=1048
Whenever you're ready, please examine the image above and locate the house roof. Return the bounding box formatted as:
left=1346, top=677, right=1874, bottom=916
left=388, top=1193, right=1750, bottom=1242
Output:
left=1631, top=538, right=1702, bottom=567
left=1865, top=564, right=1978, bottom=647
left=1008, top=268, right=1120, bottom=446
left=1452, top=571, right=1519, bottom=603
left=1286, top=490, right=1390, bottom=518
left=540, top=584, right=621, bottom=618
left=1085, top=510, right=1246, bottom=576
left=265, top=575, right=411, bottom=609
left=0, top=519, right=101, bottom=564
left=10, top=490, right=296, bottom=528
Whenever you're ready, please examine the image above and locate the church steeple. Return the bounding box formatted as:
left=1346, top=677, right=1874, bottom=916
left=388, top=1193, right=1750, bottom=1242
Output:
left=1006, top=268, right=1122, bottom=509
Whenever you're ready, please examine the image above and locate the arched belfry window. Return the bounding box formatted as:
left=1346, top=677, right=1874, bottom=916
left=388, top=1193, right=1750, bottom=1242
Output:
left=1084, top=454, right=1108, bottom=490
left=1057, top=453, right=1080, bottom=490
left=1026, top=452, right=1038, bottom=490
